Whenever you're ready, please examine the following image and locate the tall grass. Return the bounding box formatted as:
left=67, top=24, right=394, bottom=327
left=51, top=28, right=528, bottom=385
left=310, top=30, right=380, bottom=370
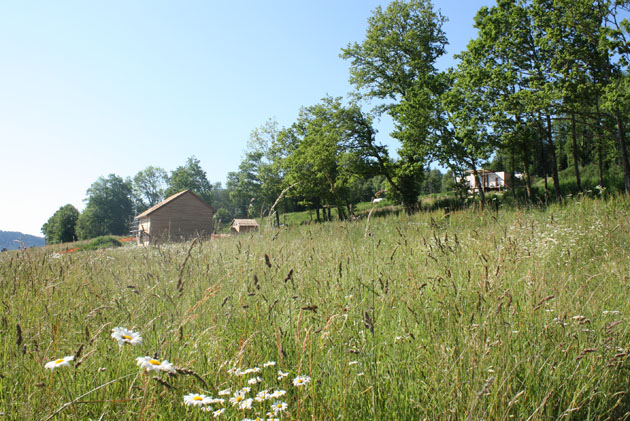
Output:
left=1, top=196, right=629, bottom=419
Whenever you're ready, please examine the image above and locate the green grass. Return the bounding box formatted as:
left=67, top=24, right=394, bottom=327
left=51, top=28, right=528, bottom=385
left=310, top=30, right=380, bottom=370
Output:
left=2, top=196, right=630, bottom=419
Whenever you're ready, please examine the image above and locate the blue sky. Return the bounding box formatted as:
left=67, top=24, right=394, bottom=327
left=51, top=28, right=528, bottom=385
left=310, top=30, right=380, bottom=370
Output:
left=1, top=0, right=492, bottom=236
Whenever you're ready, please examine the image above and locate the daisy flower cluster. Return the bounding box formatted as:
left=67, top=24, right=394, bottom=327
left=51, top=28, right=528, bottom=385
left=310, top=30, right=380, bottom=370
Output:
left=44, top=327, right=312, bottom=419
left=180, top=360, right=311, bottom=419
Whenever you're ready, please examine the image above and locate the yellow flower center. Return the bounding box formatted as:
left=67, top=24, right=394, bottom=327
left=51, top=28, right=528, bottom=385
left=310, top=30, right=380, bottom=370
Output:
left=122, top=334, right=133, bottom=340
left=235, top=396, right=243, bottom=402
left=55, top=359, right=65, bottom=364
left=193, top=396, right=203, bottom=401
left=149, top=359, right=161, bottom=365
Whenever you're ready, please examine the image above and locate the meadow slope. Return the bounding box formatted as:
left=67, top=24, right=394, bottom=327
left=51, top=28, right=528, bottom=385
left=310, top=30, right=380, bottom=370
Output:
left=1, top=196, right=630, bottom=420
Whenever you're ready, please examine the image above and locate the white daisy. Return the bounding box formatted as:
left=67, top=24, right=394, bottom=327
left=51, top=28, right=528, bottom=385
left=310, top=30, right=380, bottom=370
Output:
left=111, top=327, right=142, bottom=346
left=229, top=393, right=246, bottom=407
left=292, top=375, right=311, bottom=387
left=239, top=398, right=254, bottom=410
left=270, top=389, right=286, bottom=399
left=263, top=361, right=276, bottom=367
left=277, top=370, right=288, bottom=380
left=348, top=360, right=359, bottom=366
left=44, top=355, right=74, bottom=371
left=213, top=408, right=226, bottom=417
left=218, top=387, right=231, bottom=396
left=255, top=390, right=271, bottom=402
left=135, top=356, right=176, bottom=373
left=239, top=387, right=251, bottom=394
left=248, top=376, right=262, bottom=385
left=208, top=397, right=225, bottom=405
left=271, top=401, right=288, bottom=413
left=183, top=393, right=210, bottom=406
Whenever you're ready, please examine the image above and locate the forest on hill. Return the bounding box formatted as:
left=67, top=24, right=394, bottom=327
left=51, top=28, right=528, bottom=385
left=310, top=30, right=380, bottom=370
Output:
left=41, top=0, right=630, bottom=244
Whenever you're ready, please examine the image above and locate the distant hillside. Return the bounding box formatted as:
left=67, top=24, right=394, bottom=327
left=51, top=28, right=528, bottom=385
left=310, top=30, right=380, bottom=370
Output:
left=0, top=231, right=45, bottom=250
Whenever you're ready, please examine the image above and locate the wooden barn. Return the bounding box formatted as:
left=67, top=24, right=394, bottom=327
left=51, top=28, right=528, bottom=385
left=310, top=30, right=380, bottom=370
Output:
left=135, top=190, right=214, bottom=246
left=230, top=219, right=259, bottom=234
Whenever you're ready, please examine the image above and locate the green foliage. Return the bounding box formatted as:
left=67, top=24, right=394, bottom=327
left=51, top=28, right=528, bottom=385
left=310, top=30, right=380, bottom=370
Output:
left=342, top=0, right=448, bottom=211
left=132, top=166, right=168, bottom=212
left=3, top=197, right=630, bottom=419
left=76, top=174, right=133, bottom=240
left=80, top=235, right=122, bottom=251
left=41, top=204, right=79, bottom=244
left=213, top=207, right=232, bottom=224
left=165, top=156, right=213, bottom=204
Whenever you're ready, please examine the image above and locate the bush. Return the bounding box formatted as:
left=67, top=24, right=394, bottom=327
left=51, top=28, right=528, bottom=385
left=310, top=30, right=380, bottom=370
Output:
left=80, top=236, right=122, bottom=251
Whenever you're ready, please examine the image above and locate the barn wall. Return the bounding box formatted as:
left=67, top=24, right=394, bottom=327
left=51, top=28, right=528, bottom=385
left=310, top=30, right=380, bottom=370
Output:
left=137, top=218, right=151, bottom=246
left=148, top=193, right=214, bottom=242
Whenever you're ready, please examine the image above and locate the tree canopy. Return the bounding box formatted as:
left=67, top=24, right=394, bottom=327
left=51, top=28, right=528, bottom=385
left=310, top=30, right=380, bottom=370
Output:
left=41, top=204, right=79, bottom=244
left=76, top=174, right=134, bottom=240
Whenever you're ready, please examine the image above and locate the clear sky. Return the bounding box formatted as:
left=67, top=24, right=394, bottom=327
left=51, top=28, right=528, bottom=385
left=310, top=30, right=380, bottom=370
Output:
left=1, top=0, right=492, bottom=236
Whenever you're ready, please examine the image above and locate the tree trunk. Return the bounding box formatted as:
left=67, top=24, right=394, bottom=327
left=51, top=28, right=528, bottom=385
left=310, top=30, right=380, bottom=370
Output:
left=521, top=140, right=533, bottom=203
left=614, top=109, right=630, bottom=193
left=595, top=103, right=605, bottom=187
left=570, top=110, right=582, bottom=192
left=545, top=113, right=561, bottom=200
left=471, top=164, right=486, bottom=209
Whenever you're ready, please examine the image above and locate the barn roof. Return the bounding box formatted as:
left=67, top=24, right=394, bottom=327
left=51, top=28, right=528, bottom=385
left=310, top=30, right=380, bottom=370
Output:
left=135, top=190, right=214, bottom=219
left=231, top=219, right=259, bottom=227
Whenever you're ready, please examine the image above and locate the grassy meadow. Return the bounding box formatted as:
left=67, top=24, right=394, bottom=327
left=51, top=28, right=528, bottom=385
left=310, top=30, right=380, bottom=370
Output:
left=2, top=196, right=630, bottom=420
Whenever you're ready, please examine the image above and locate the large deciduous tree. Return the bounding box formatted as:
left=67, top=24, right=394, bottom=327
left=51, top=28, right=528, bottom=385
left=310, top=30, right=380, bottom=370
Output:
left=341, top=0, right=448, bottom=212
left=165, top=156, right=213, bottom=204
left=76, top=174, right=134, bottom=239
left=132, top=166, right=168, bottom=213
left=41, top=204, right=79, bottom=244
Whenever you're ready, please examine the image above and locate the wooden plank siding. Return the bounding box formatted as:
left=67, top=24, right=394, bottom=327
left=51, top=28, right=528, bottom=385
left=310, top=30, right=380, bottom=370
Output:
left=136, top=190, right=214, bottom=245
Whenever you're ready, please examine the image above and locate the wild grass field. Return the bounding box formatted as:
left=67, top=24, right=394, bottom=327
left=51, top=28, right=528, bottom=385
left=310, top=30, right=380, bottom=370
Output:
left=1, top=196, right=630, bottom=420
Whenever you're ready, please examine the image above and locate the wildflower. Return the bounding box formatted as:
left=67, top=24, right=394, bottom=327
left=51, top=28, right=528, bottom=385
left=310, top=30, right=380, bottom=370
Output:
left=184, top=393, right=210, bottom=406
left=270, top=389, right=286, bottom=399
left=239, top=387, right=251, bottom=394
left=292, top=375, right=311, bottom=387
left=136, top=356, right=176, bottom=373
left=248, top=376, right=262, bottom=385
left=111, top=327, right=142, bottom=346
left=239, top=398, right=254, bottom=410
left=45, top=356, right=74, bottom=371
left=208, top=397, right=225, bottom=405
left=357, top=372, right=365, bottom=376
left=348, top=360, right=358, bottom=366
left=277, top=370, right=288, bottom=380
left=213, top=408, right=226, bottom=417
left=263, top=361, right=276, bottom=367
left=218, top=387, right=231, bottom=396
left=230, top=393, right=246, bottom=406
left=255, top=390, right=271, bottom=402
left=271, top=401, right=288, bottom=413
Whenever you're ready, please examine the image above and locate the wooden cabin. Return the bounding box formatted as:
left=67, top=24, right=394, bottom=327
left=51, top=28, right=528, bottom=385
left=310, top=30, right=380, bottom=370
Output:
left=230, top=219, right=259, bottom=234
left=135, top=190, right=214, bottom=246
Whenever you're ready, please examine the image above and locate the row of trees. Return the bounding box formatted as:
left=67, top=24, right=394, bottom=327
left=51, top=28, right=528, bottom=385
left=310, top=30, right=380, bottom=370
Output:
left=228, top=0, right=630, bottom=217
left=41, top=157, right=217, bottom=244
left=43, top=0, right=630, bottom=242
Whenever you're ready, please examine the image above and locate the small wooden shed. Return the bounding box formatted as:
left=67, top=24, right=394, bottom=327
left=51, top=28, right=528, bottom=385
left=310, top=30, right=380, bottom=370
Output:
left=135, top=190, right=214, bottom=246
left=230, top=219, right=259, bottom=234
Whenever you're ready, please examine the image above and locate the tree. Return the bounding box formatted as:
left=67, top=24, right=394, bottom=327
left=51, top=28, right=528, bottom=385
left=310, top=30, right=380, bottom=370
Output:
left=76, top=174, right=133, bottom=239
left=280, top=97, right=386, bottom=221
left=341, top=0, right=448, bottom=212
left=165, top=156, right=213, bottom=203
left=41, top=204, right=79, bottom=244
left=132, top=166, right=168, bottom=213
